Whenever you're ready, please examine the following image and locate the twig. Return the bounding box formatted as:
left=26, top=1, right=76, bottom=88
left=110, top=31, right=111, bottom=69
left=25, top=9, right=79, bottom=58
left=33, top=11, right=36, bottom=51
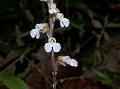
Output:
left=96, top=15, right=108, bottom=47
left=24, top=57, right=51, bottom=88
left=1, top=48, right=30, bottom=72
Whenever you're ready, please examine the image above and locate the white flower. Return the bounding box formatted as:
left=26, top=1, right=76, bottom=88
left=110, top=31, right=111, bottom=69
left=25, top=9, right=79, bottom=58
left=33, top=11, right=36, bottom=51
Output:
left=44, top=37, right=61, bottom=53
left=57, top=56, right=78, bottom=67
left=30, top=28, right=40, bottom=39
left=66, top=58, right=78, bottom=67
left=30, top=23, right=49, bottom=39
left=60, top=18, right=70, bottom=27
left=49, top=3, right=60, bottom=14
left=44, top=43, right=61, bottom=53
left=56, top=13, right=70, bottom=27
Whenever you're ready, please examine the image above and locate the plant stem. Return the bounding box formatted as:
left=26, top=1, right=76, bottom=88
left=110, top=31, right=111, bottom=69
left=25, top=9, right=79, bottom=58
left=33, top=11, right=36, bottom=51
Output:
left=49, top=14, right=57, bottom=89
left=51, top=51, right=56, bottom=89
left=47, top=0, right=57, bottom=89
left=49, top=15, right=57, bottom=89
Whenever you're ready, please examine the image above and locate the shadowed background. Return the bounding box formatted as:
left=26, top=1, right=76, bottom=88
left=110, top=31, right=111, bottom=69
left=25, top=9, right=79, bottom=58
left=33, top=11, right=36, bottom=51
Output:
left=0, top=0, right=120, bottom=89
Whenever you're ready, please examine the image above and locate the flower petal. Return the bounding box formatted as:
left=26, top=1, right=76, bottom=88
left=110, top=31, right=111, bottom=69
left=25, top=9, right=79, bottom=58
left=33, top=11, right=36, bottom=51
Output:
left=65, top=59, right=71, bottom=65
left=36, top=32, right=40, bottom=39
left=53, top=43, right=61, bottom=52
left=60, top=18, right=70, bottom=27
left=66, top=59, right=78, bottom=67
left=30, top=28, right=40, bottom=39
left=44, top=43, right=53, bottom=53
left=70, top=59, right=78, bottom=67
left=60, top=20, right=64, bottom=27
left=30, top=29, right=37, bottom=38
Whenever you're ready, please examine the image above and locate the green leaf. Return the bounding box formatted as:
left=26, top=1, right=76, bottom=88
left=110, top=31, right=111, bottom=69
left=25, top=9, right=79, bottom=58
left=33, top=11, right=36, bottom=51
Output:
left=71, top=22, right=86, bottom=32
left=93, top=70, right=112, bottom=84
left=104, top=15, right=109, bottom=27
left=0, top=72, right=29, bottom=89
left=107, top=23, right=120, bottom=28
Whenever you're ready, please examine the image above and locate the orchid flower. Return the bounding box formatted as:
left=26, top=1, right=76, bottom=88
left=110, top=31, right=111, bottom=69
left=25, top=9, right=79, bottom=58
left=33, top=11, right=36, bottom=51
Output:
left=57, top=56, right=78, bottom=67
left=30, top=23, right=49, bottom=39
left=30, top=27, right=40, bottom=39
left=44, top=37, right=61, bottom=53
left=56, top=13, right=70, bottom=27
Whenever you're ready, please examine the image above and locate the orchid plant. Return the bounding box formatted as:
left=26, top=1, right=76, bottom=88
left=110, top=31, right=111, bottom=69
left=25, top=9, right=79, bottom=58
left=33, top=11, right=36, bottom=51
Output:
left=30, top=0, right=78, bottom=89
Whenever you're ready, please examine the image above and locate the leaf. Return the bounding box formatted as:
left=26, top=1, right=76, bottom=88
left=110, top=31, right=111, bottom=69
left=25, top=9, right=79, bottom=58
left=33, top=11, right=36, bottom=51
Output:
left=71, top=22, right=86, bottom=32
left=93, top=70, right=112, bottom=84
left=104, top=15, right=109, bottom=27
left=0, top=72, right=29, bottom=89
left=107, top=23, right=120, bottom=28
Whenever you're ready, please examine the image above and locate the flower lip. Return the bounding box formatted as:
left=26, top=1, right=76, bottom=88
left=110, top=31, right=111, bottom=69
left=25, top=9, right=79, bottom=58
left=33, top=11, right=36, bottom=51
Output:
left=44, top=43, right=53, bottom=53
left=44, top=37, right=61, bottom=53
left=56, top=13, right=70, bottom=27
left=52, top=43, right=61, bottom=52
left=60, top=18, right=70, bottom=27
left=44, top=42, right=61, bottom=53
left=30, top=28, right=40, bottom=39
left=66, top=59, right=78, bottom=67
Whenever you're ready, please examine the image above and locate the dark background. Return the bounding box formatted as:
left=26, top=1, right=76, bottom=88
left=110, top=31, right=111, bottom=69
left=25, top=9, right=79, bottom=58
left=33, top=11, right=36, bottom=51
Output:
left=0, top=0, right=120, bottom=89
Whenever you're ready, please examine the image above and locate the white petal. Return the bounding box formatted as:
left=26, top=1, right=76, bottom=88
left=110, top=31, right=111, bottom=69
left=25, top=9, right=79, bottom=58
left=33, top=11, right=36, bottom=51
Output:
left=30, top=28, right=40, bottom=39
left=60, top=20, right=64, bottom=27
left=53, top=43, right=61, bottom=52
left=60, top=18, right=70, bottom=27
left=66, top=59, right=78, bottom=67
left=70, top=59, right=78, bottom=67
left=30, top=29, right=37, bottom=38
left=44, top=43, right=53, bottom=53
left=36, top=32, right=40, bottom=39
left=65, top=59, right=71, bottom=65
